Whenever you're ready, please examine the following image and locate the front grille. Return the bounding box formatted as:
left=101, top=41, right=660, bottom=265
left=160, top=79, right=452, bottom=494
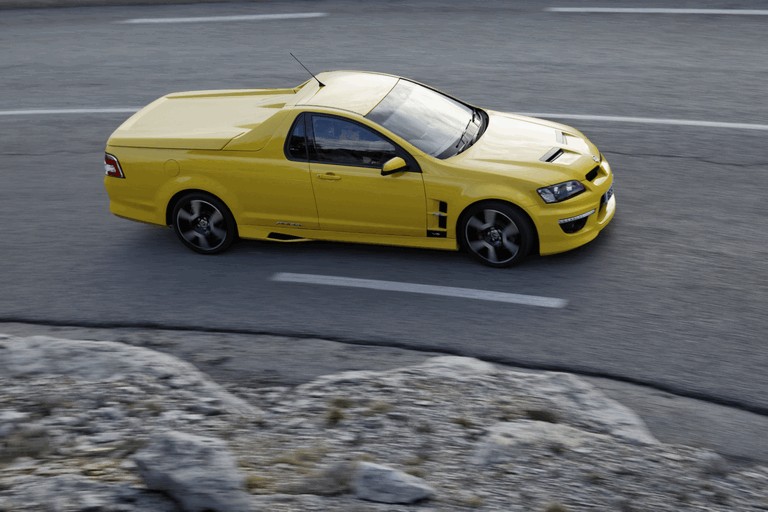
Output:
left=585, top=166, right=599, bottom=181
left=600, top=185, right=614, bottom=208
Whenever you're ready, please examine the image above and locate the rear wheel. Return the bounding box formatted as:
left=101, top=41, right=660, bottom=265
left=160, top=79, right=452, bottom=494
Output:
left=171, top=193, right=236, bottom=254
left=459, top=201, right=533, bottom=267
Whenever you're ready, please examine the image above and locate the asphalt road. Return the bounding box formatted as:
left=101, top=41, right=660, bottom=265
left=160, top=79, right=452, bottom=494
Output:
left=1, top=0, right=767, bottom=451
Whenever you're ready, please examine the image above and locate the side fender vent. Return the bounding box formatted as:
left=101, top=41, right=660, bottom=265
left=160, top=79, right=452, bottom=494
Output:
left=429, top=199, right=448, bottom=231
left=438, top=201, right=447, bottom=229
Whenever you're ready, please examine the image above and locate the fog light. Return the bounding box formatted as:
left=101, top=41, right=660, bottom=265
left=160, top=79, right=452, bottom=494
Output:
left=558, top=209, right=594, bottom=234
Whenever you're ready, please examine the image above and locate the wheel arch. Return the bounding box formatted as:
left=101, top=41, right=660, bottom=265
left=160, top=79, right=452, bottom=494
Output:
left=456, top=199, right=540, bottom=256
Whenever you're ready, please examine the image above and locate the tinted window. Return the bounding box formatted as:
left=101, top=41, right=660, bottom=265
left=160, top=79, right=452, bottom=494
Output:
left=311, top=115, right=397, bottom=167
left=286, top=114, right=308, bottom=160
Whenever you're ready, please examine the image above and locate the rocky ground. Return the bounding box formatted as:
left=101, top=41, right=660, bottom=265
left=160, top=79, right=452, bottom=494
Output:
left=1, top=334, right=767, bottom=511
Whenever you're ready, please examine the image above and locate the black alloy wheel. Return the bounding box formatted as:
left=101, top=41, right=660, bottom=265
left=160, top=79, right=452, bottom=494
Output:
left=459, top=201, right=533, bottom=267
left=172, top=193, right=237, bottom=254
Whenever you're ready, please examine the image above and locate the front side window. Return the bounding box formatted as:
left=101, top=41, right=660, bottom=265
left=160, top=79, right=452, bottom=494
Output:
left=310, top=115, right=397, bottom=168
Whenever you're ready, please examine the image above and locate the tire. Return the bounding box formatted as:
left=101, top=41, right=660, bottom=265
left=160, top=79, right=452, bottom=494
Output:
left=171, top=192, right=237, bottom=255
left=458, top=201, right=534, bottom=267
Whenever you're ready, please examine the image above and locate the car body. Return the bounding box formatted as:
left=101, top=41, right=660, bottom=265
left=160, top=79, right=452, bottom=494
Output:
left=104, top=71, right=615, bottom=266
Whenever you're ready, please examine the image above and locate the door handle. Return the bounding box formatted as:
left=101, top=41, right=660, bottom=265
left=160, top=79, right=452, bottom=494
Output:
left=317, top=173, right=341, bottom=181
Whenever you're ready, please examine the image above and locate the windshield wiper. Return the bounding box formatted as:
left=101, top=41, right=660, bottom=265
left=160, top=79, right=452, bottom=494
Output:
left=469, top=108, right=485, bottom=143
left=454, top=109, right=480, bottom=153
left=454, top=114, right=474, bottom=149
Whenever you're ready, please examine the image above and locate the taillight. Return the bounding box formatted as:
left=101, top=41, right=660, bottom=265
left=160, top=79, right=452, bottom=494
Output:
left=104, top=153, right=125, bottom=178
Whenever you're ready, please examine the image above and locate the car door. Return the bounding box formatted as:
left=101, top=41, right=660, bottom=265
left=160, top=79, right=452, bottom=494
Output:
left=306, top=113, right=426, bottom=237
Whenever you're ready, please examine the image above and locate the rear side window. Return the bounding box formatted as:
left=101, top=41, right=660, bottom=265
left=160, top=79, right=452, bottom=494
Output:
left=285, top=113, right=308, bottom=161
left=310, top=115, right=397, bottom=168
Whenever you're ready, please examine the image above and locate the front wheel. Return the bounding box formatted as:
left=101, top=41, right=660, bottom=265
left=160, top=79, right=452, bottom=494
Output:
left=458, top=201, right=534, bottom=267
left=171, top=193, right=237, bottom=254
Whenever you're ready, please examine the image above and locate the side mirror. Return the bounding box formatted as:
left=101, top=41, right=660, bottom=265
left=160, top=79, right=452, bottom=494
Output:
left=381, top=157, right=409, bottom=176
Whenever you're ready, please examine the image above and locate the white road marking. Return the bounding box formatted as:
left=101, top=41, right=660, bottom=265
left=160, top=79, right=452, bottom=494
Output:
left=118, top=13, right=327, bottom=24
left=517, top=113, right=768, bottom=132
left=271, top=272, right=568, bottom=308
left=3, top=108, right=767, bottom=132
left=0, top=108, right=139, bottom=116
left=547, top=8, right=768, bottom=15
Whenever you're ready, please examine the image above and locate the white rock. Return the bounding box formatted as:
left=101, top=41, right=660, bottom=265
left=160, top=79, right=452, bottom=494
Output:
left=351, top=461, right=435, bottom=504
left=0, top=335, right=260, bottom=418
left=0, top=410, right=29, bottom=424
left=418, top=356, right=498, bottom=377
left=699, top=451, right=729, bottom=476
left=1, top=474, right=178, bottom=512
left=474, top=420, right=599, bottom=465
left=134, top=431, right=252, bottom=512
left=538, top=372, right=658, bottom=445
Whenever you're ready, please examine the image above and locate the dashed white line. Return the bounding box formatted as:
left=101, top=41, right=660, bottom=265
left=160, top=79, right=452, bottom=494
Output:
left=517, top=113, right=768, bottom=132
left=271, top=272, right=568, bottom=308
left=547, top=8, right=768, bottom=15
left=118, top=13, right=327, bottom=24
left=0, top=108, right=139, bottom=116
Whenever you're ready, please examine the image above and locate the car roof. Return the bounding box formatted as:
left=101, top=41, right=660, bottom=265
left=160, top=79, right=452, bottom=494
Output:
left=296, top=71, right=399, bottom=116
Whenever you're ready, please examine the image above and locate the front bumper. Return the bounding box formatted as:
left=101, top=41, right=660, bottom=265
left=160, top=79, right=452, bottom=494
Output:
left=534, top=166, right=616, bottom=256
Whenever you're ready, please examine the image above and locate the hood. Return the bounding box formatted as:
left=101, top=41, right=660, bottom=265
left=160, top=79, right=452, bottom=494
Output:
left=453, top=110, right=601, bottom=182
left=107, top=89, right=296, bottom=150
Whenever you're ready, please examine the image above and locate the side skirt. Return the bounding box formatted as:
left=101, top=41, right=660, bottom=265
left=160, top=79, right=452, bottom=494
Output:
left=237, top=225, right=458, bottom=251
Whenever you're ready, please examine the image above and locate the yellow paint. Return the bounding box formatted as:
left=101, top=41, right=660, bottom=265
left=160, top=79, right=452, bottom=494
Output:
left=105, top=71, right=615, bottom=258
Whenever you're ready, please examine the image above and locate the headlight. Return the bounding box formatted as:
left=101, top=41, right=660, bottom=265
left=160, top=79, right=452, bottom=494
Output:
left=537, top=181, right=585, bottom=203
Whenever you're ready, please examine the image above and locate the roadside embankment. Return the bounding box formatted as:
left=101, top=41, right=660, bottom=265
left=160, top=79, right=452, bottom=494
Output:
left=1, top=334, right=767, bottom=511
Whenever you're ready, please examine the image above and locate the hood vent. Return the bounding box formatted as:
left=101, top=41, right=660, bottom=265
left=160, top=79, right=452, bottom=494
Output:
left=540, top=147, right=564, bottom=163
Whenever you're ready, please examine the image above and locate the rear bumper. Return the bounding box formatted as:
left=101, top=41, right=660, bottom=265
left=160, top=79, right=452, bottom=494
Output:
left=104, top=176, right=166, bottom=226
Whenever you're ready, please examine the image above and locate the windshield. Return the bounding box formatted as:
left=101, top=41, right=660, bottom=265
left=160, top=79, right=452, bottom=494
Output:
left=367, top=80, right=482, bottom=159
